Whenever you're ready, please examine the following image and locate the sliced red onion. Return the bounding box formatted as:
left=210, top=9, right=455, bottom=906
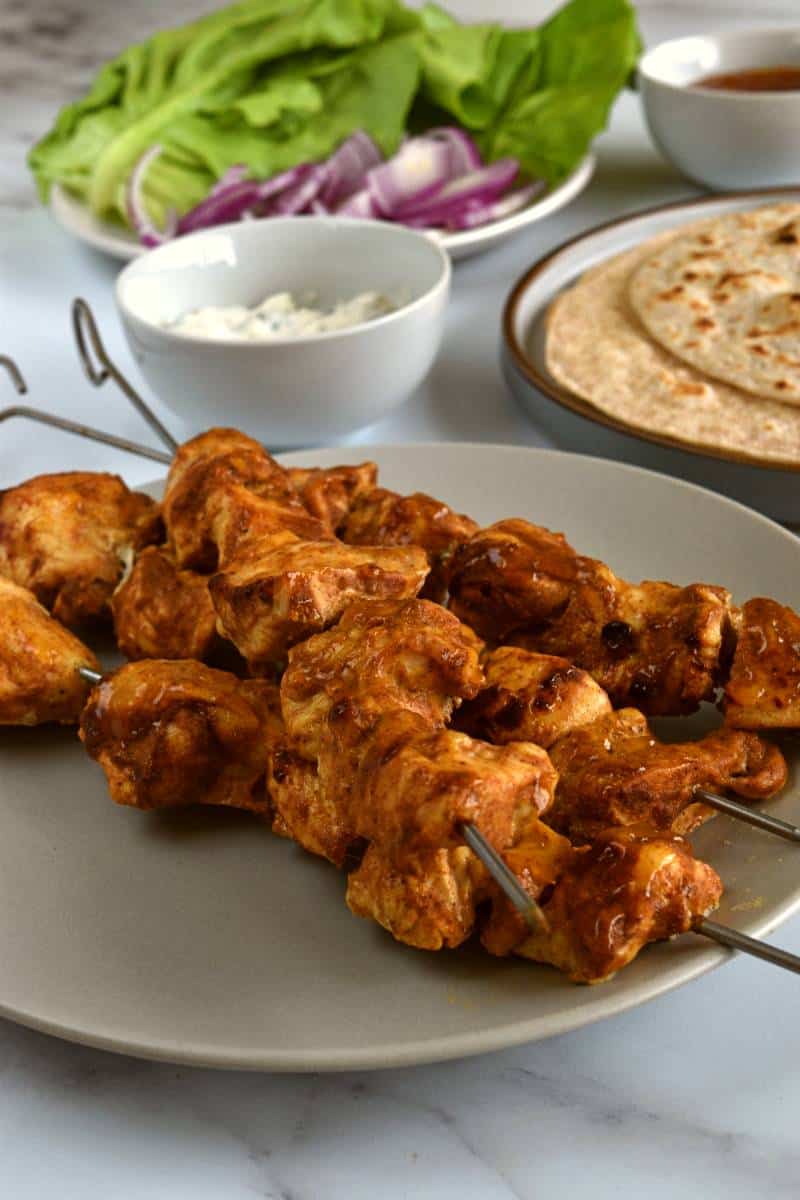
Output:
left=177, top=180, right=264, bottom=234
left=255, top=164, right=312, bottom=202
left=427, top=126, right=483, bottom=175
left=130, top=130, right=531, bottom=244
left=208, top=164, right=250, bottom=197
left=272, top=164, right=328, bottom=214
left=366, top=137, right=456, bottom=216
left=336, top=187, right=378, bottom=219
left=319, top=130, right=382, bottom=206
left=176, top=165, right=309, bottom=234
left=395, top=158, right=520, bottom=221
left=446, top=181, right=545, bottom=230
left=127, top=144, right=178, bottom=247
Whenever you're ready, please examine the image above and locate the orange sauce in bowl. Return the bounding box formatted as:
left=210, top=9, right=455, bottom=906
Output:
left=694, top=66, right=800, bottom=92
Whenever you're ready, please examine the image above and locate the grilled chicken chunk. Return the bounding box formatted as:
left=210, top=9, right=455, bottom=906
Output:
left=449, top=519, right=736, bottom=715
left=725, top=597, right=800, bottom=729
left=163, top=429, right=324, bottom=570
left=281, top=598, right=484, bottom=761
left=80, top=660, right=281, bottom=815
left=0, top=576, right=100, bottom=725
left=341, top=486, right=478, bottom=603
left=547, top=707, right=787, bottom=842
left=353, top=709, right=557, bottom=856
left=111, top=546, right=219, bottom=662
left=274, top=599, right=484, bottom=865
left=447, top=519, right=579, bottom=639
left=456, top=646, right=611, bottom=748
left=528, top=560, right=735, bottom=715
left=0, top=471, right=160, bottom=626
left=287, top=463, right=378, bottom=533
left=509, top=828, right=723, bottom=984
left=347, top=843, right=490, bottom=950
left=209, top=483, right=332, bottom=568
left=210, top=538, right=429, bottom=672
left=267, top=744, right=353, bottom=866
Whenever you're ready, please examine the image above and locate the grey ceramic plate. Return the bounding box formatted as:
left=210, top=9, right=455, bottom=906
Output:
left=1, top=443, right=798, bottom=1071
left=50, top=156, right=594, bottom=264
left=501, top=188, right=800, bottom=528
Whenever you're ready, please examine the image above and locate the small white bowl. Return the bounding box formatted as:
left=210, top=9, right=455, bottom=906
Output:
left=115, top=217, right=450, bottom=445
left=639, top=29, right=800, bottom=190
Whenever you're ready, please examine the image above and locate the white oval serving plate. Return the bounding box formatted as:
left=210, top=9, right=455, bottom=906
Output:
left=0, top=442, right=798, bottom=1070
left=50, top=154, right=595, bottom=264
left=501, top=187, right=800, bottom=527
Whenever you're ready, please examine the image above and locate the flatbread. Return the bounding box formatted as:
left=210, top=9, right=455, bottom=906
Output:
left=628, top=203, right=800, bottom=406
left=544, top=235, right=800, bottom=466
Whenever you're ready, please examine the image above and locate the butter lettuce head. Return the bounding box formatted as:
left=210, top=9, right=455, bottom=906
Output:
left=29, top=0, right=639, bottom=229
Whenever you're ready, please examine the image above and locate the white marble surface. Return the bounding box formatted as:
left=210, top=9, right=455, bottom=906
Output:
left=2, top=2, right=800, bottom=1197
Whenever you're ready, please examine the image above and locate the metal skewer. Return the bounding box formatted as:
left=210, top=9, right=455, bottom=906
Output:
left=461, top=822, right=548, bottom=933
left=0, top=354, right=172, bottom=465
left=695, top=787, right=800, bottom=844
left=72, top=299, right=179, bottom=454
left=0, top=355, right=27, bottom=394
left=78, top=667, right=104, bottom=686
left=696, top=918, right=800, bottom=974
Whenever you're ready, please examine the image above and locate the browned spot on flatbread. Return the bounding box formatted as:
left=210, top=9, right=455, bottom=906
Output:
left=657, top=285, right=685, bottom=301
left=775, top=223, right=799, bottom=244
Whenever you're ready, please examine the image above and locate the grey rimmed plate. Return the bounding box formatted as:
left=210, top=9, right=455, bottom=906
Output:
left=0, top=442, right=798, bottom=1071
left=501, top=188, right=800, bottom=528
left=49, top=155, right=594, bottom=264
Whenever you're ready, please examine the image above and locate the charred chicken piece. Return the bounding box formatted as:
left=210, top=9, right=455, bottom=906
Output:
left=456, top=646, right=611, bottom=748
left=209, top=483, right=332, bottom=568
left=273, top=599, right=484, bottom=866
left=448, top=519, right=736, bottom=716
left=267, top=745, right=354, bottom=866
left=725, top=597, right=800, bottom=730
left=111, top=546, right=219, bottom=662
left=281, top=598, right=484, bottom=761
left=547, top=707, right=787, bottom=843
left=526, top=559, right=736, bottom=716
left=0, top=471, right=160, bottom=627
left=0, top=576, right=101, bottom=725
left=347, top=843, right=491, bottom=950
left=163, top=433, right=324, bottom=571
left=348, top=820, right=574, bottom=954
left=341, top=486, right=479, bottom=603
left=210, top=538, right=429, bottom=672
left=509, top=828, right=723, bottom=984
left=287, top=463, right=378, bottom=534
left=164, top=427, right=266, bottom=497
left=80, top=660, right=281, bottom=815
left=479, top=822, right=577, bottom=956
left=353, top=710, right=557, bottom=856
left=447, top=519, right=579, bottom=640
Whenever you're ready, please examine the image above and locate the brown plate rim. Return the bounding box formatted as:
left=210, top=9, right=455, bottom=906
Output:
left=502, top=185, right=800, bottom=475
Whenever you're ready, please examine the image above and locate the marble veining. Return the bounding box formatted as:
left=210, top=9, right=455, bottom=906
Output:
left=2, top=2, right=800, bottom=1197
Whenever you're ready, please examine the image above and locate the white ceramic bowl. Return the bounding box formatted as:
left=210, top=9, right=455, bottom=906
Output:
left=639, top=29, right=800, bottom=190
left=115, top=217, right=450, bottom=445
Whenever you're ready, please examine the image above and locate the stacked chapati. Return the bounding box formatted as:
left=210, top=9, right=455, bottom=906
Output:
left=545, top=203, right=800, bottom=463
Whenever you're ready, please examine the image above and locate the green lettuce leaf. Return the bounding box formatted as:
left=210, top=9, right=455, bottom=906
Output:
left=29, top=0, right=639, bottom=229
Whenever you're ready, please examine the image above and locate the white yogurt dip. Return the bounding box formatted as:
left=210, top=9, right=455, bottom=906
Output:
left=165, top=290, right=396, bottom=340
